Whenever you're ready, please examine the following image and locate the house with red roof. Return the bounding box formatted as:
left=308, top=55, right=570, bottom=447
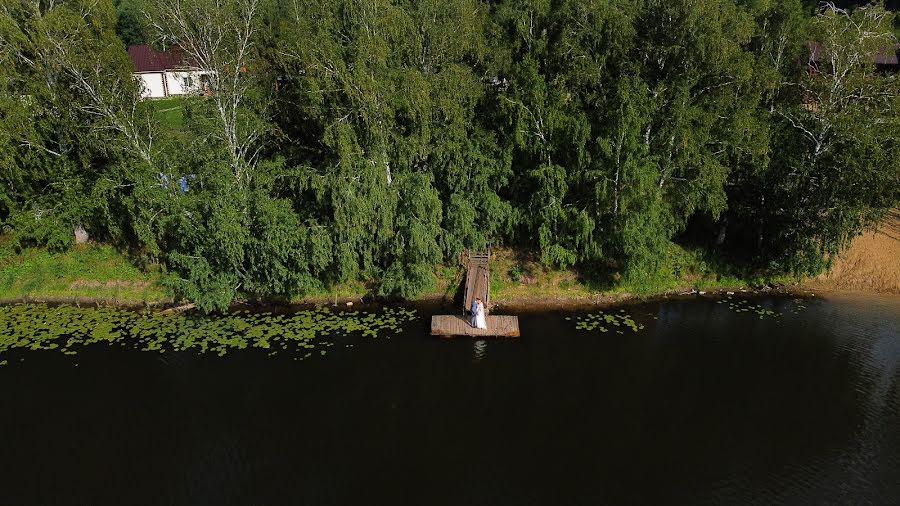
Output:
left=807, top=41, right=900, bottom=72
left=127, top=44, right=209, bottom=99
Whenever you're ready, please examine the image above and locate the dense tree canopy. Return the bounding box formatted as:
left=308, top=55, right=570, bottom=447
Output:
left=114, top=0, right=145, bottom=45
left=1, top=0, right=898, bottom=310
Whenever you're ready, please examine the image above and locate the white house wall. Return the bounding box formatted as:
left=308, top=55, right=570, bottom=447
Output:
left=165, top=71, right=199, bottom=96
left=134, top=70, right=207, bottom=100
left=136, top=72, right=166, bottom=99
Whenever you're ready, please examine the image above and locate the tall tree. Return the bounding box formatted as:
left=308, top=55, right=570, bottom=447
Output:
left=269, top=0, right=512, bottom=297
left=493, top=0, right=771, bottom=284
left=0, top=0, right=151, bottom=249
left=115, top=0, right=146, bottom=45
left=1, top=0, right=897, bottom=311
left=147, top=0, right=267, bottom=185
left=730, top=2, right=900, bottom=271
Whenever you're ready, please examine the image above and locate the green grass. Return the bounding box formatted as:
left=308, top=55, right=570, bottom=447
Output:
left=0, top=237, right=169, bottom=305
left=0, top=235, right=802, bottom=309
left=442, top=242, right=803, bottom=305
left=149, top=97, right=184, bottom=131
left=288, top=279, right=370, bottom=304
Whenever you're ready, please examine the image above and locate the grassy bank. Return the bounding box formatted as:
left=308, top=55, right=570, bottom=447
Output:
left=460, top=244, right=801, bottom=308
left=0, top=237, right=808, bottom=309
left=0, top=238, right=169, bottom=305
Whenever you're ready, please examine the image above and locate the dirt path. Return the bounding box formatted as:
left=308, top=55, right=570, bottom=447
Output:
left=805, top=210, right=900, bottom=295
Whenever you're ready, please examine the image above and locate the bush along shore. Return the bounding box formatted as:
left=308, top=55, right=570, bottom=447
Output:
left=2, top=1, right=898, bottom=313
left=0, top=240, right=819, bottom=311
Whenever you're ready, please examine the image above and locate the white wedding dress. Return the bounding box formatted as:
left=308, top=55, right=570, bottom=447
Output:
left=475, top=302, right=488, bottom=329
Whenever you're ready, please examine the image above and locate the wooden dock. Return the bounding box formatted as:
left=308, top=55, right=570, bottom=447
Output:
left=463, top=252, right=490, bottom=312
left=431, top=250, right=520, bottom=338
left=431, top=315, right=520, bottom=338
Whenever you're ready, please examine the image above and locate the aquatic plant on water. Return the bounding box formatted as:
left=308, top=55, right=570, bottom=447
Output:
left=566, top=310, right=645, bottom=335
left=716, top=297, right=807, bottom=319
left=0, top=304, right=418, bottom=363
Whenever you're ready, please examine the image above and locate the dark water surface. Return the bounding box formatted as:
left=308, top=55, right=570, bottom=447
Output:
left=1, top=294, right=898, bottom=505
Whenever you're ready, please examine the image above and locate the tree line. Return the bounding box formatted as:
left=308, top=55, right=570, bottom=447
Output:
left=1, top=0, right=898, bottom=311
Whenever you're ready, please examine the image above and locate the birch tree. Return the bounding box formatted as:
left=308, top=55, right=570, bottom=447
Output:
left=737, top=2, right=900, bottom=271
left=146, top=0, right=266, bottom=185
left=0, top=0, right=155, bottom=248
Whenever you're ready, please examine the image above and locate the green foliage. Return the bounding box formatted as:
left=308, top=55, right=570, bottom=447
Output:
left=114, top=0, right=145, bottom=45
left=2, top=0, right=897, bottom=311
left=0, top=0, right=150, bottom=248
left=509, top=265, right=522, bottom=283
left=726, top=2, right=900, bottom=273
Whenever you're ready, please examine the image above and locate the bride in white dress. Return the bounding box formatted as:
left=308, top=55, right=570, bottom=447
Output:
left=475, top=298, right=488, bottom=329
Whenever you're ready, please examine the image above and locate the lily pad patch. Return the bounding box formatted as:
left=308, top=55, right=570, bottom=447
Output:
left=0, top=304, right=418, bottom=361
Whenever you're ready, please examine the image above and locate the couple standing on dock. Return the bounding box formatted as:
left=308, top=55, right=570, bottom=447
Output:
left=470, top=297, right=487, bottom=329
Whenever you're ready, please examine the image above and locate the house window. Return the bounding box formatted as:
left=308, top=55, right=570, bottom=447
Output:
left=183, top=76, right=194, bottom=89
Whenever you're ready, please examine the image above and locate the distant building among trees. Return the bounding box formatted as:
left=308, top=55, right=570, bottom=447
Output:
left=807, top=41, right=900, bottom=72
left=127, top=44, right=209, bottom=99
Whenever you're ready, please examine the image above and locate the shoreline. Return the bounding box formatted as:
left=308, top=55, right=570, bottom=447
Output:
left=0, top=295, right=171, bottom=310
left=3, top=283, right=892, bottom=314
left=2, top=210, right=896, bottom=313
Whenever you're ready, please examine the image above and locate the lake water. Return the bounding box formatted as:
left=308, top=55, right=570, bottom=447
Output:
left=0, top=294, right=898, bottom=505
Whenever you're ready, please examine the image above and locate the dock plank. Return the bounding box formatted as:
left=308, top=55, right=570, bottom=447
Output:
left=463, top=253, right=490, bottom=313
left=431, top=315, right=520, bottom=338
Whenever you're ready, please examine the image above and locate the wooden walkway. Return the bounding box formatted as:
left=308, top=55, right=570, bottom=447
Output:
left=430, top=250, right=520, bottom=338
left=430, top=315, right=520, bottom=338
left=463, top=252, right=490, bottom=312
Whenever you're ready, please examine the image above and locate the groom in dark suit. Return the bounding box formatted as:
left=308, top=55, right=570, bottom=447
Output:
left=470, top=298, right=479, bottom=327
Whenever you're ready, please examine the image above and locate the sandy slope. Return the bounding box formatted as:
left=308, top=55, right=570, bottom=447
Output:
left=805, top=210, right=900, bottom=295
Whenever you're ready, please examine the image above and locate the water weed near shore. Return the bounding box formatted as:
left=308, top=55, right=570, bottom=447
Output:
left=717, top=297, right=808, bottom=319
left=0, top=304, right=418, bottom=362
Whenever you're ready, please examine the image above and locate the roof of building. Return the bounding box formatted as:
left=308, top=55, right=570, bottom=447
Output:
left=127, top=44, right=194, bottom=73
left=874, top=44, right=899, bottom=65
left=808, top=41, right=900, bottom=66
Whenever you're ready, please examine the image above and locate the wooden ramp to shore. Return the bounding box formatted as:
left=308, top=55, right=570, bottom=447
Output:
left=431, top=315, right=520, bottom=338
left=431, top=250, right=520, bottom=338
left=463, top=252, right=490, bottom=312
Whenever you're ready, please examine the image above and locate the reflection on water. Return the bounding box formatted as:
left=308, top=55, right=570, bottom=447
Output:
left=473, top=339, right=487, bottom=362
left=0, top=294, right=897, bottom=505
